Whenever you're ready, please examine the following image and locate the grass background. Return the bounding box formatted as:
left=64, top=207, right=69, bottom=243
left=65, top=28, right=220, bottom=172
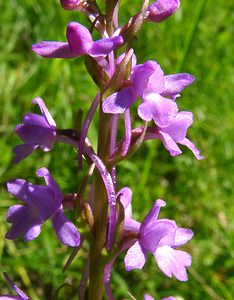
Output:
left=0, top=0, right=233, bottom=299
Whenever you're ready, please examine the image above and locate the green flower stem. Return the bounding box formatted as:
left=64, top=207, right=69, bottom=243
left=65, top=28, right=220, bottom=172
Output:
left=88, top=100, right=113, bottom=300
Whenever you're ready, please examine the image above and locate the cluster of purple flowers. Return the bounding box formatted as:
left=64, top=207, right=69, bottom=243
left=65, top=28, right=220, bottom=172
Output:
left=2, top=0, right=203, bottom=299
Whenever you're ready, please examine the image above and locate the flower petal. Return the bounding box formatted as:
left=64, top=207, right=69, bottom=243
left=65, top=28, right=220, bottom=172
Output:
left=173, top=228, right=194, bottom=247
left=6, top=205, right=42, bottom=241
left=132, top=61, right=164, bottom=97
left=32, top=97, right=56, bottom=128
left=124, top=241, right=147, bottom=271
left=123, top=218, right=141, bottom=233
left=23, top=223, right=42, bottom=241
left=15, top=124, right=55, bottom=150
left=60, top=0, right=81, bottom=10
left=102, top=87, right=137, bottom=114
left=141, top=219, right=177, bottom=253
left=52, top=208, right=80, bottom=247
left=7, top=180, right=33, bottom=205
left=3, top=273, right=29, bottom=300
left=160, top=111, right=193, bottom=142
left=159, top=131, right=182, bottom=157
left=36, top=167, right=63, bottom=201
left=32, top=41, right=75, bottom=58
left=140, top=199, right=166, bottom=233
left=162, top=73, right=194, bottom=99
left=90, top=36, right=124, bottom=57
left=118, top=187, right=133, bottom=218
left=12, top=144, right=38, bottom=164
left=154, top=245, right=192, bottom=281
left=156, top=220, right=178, bottom=247
left=179, top=138, right=204, bottom=160
left=22, top=113, right=49, bottom=127
left=66, top=22, right=93, bottom=55
left=7, top=179, right=60, bottom=220
left=148, top=0, right=180, bottom=23
left=138, top=94, right=178, bottom=127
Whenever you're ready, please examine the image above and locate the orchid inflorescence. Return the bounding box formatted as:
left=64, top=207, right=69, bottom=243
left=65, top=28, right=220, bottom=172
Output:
left=2, top=0, right=203, bottom=299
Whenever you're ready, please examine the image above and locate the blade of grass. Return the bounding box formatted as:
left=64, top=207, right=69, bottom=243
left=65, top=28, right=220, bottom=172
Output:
left=176, top=0, right=207, bottom=72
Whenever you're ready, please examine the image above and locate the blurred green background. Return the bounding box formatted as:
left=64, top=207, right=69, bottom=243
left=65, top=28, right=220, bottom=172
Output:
left=0, top=0, right=233, bottom=299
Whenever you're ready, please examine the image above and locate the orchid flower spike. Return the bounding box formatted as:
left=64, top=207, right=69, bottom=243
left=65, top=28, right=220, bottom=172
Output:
left=6, top=168, right=80, bottom=247
left=32, top=22, right=123, bottom=59
left=13, top=97, right=56, bottom=164
left=124, top=199, right=193, bottom=281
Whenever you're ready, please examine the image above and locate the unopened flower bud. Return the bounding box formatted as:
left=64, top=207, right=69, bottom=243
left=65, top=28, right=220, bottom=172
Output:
left=60, top=0, right=81, bottom=10
left=147, top=0, right=180, bottom=23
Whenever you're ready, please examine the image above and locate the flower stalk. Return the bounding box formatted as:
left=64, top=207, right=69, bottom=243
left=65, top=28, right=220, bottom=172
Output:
left=88, top=110, right=112, bottom=299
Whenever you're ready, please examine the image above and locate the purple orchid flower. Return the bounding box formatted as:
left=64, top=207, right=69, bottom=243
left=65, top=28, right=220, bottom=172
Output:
left=145, top=111, right=204, bottom=159
left=103, top=60, right=194, bottom=128
left=6, top=168, right=80, bottom=247
left=0, top=273, right=29, bottom=300
left=13, top=97, right=56, bottom=164
left=32, top=22, right=123, bottom=59
left=124, top=199, right=193, bottom=281
left=147, top=0, right=180, bottom=23
left=104, top=190, right=187, bottom=298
